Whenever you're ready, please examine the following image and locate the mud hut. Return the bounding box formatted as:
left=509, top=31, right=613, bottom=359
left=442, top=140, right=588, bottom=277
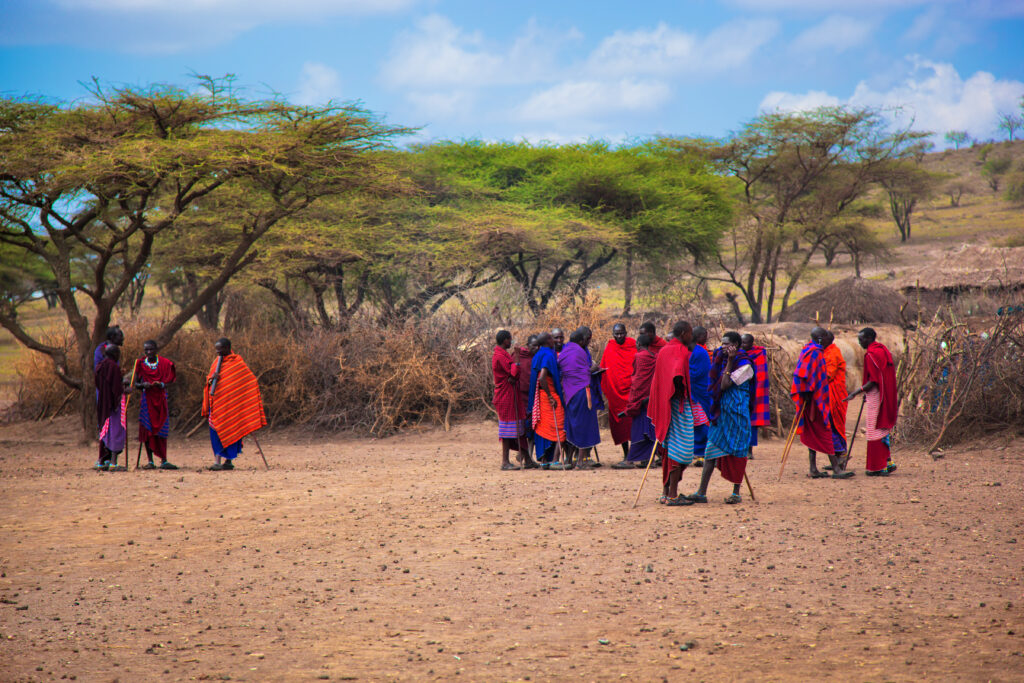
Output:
left=778, top=277, right=907, bottom=327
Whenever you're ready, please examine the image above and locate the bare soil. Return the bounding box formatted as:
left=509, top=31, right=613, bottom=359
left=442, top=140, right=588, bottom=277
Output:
left=1, top=417, right=1022, bottom=682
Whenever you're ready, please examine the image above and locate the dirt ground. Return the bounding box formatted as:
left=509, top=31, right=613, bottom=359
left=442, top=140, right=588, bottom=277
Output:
left=0, top=416, right=1022, bottom=683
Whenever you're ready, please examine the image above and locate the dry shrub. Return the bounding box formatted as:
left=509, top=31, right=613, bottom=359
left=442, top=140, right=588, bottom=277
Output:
left=896, top=308, right=1024, bottom=452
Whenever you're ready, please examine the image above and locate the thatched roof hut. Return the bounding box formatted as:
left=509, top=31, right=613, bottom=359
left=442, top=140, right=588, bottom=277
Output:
left=896, top=245, right=1024, bottom=294
left=778, top=277, right=907, bottom=326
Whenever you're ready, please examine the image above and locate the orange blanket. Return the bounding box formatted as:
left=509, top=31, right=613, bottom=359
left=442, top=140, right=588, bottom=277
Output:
left=823, top=343, right=847, bottom=435
left=202, top=353, right=267, bottom=447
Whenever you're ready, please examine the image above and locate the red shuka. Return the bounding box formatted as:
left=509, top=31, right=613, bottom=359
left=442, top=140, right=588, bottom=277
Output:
left=491, top=345, right=523, bottom=422
left=134, top=356, right=176, bottom=437
left=600, top=337, right=637, bottom=444
left=648, top=335, right=667, bottom=354
left=864, top=341, right=899, bottom=431
left=647, top=339, right=691, bottom=443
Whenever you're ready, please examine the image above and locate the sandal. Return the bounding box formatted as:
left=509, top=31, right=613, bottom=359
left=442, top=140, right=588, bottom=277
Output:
left=666, top=495, right=695, bottom=506
left=865, top=469, right=890, bottom=477
left=500, top=462, right=521, bottom=471
left=522, top=460, right=540, bottom=470
left=807, top=471, right=829, bottom=479
left=658, top=495, right=669, bottom=504
left=831, top=470, right=855, bottom=479
left=141, top=462, right=157, bottom=470
left=159, top=462, right=179, bottom=470
left=724, top=493, right=742, bottom=504
left=885, top=463, right=898, bottom=474
left=684, top=492, right=708, bottom=503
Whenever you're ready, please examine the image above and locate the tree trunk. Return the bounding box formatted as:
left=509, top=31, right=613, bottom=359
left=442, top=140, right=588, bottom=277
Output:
left=725, top=292, right=746, bottom=326
left=622, top=249, right=634, bottom=316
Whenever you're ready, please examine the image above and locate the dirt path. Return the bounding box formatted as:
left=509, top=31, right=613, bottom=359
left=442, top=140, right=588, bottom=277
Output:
left=1, top=417, right=1022, bottom=682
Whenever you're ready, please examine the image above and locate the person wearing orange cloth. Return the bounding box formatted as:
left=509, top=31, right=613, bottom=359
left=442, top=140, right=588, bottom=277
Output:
left=845, top=327, right=900, bottom=476
left=821, top=331, right=849, bottom=466
left=602, top=323, right=637, bottom=467
left=792, top=327, right=853, bottom=480
left=202, top=338, right=267, bottom=471
left=529, top=332, right=569, bottom=470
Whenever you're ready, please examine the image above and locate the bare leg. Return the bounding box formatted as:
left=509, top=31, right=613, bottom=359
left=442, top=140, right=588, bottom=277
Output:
left=808, top=449, right=821, bottom=476
left=696, top=458, right=715, bottom=496
left=621, top=442, right=629, bottom=460
left=501, top=439, right=513, bottom=467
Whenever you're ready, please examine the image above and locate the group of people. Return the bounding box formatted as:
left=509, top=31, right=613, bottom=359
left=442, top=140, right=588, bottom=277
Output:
left=491, top=320, right=900, bottom=504
left=92, top=327, right=266, bottom=471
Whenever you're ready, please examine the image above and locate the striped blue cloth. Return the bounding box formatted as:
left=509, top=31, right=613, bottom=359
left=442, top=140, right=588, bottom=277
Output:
left=664, top=398, right=694, bottom=464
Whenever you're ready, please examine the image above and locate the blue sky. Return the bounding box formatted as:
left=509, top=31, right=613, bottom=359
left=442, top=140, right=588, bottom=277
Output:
left=2, top=0, right=1023, bottom=147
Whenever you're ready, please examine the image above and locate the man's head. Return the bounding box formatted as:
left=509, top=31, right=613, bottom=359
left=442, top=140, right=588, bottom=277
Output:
left=857, top=327, right=877, bottom=350
left=823, top=330, right=835, bottom=347
left=721, top=330, right=741, bottom=351
left=639, top=321, right=656, bottom=338
left=143, top=340, right=158, bottom=361
left=740, top=333, right=755, bottom=352
left=810, top=326, right=827, bottom=345
left=637, top=333, right=651, bottom=350
left=106, top=326, right=124, bottom=346
left=215, top=337, right=232, bottom=357
left=693, top=326, right=708, bottom=346
left=536, top=332, right=554, bottom=349
left=103, top=343, right=120, bottom=362
left=671, top=320, right=692, bottom=345
left=526, top=334, right=539, bottom=353
left=551, top=328, right=565, bottom=351
left=496, top=330, right=512, bottom=350
left=569, top=326, right=592, bottom=348
left=612, top=323, right=627, bottom=345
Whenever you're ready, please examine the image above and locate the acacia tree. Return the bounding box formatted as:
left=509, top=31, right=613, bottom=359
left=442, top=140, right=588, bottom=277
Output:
left=879, top=161, right=943, bottom=241
left=677, top=107, right=927, bottom=323
left=0, top=77, right=408, bottom=439
left=944, top=130, right=969, bottom=149
left=998, top=112, right=1022, bottom=141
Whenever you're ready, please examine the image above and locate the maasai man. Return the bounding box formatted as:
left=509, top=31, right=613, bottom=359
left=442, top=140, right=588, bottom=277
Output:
left=648, top=321, right=696, bottom=506
left=740, top=333, right=770, bottom=460
left=94, top=326, right=124, bottom=370
left=492, top=330, right=536, bottom=471
left=689, top=326, right=713, bottom=468
left=95, top=343, right=127, bottom=471
left=550, top=328, right=565, bottom=354
left=822, top=331, right=849, bottom=466
left=845, top=327, right=899, bottom=476
left=202, top=338, right=267, bottom=471
left=689, top=331, right=754, bottom=504
left=529, top=332, right=568, bottom=469
left=792, top=328, right=852, bottom=479
left=639, top=321, right=667, bottom=354
left=601, top=323, right=637, bottom=464
left=558, top=326, right=604, bottom=468
left=619, top=333, right=659, bottom=468
left=133, top=340, right=178, bottom=470
left=517, top=335, right=539, bottom=458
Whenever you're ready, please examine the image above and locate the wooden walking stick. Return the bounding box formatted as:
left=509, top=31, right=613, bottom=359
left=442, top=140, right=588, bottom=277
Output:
left=631, top=438, right=661, bottom=508
left=744, top=473, right=756, bottom=502
left=122, top=360, right=138, bottom=471
left=845, top=395, right=867, bottom=468
left=777, top=401, right=805, bottom=481
left=251, top=434, right=270, bottom=470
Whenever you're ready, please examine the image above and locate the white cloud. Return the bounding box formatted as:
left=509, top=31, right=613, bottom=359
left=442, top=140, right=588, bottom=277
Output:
left=587, top=19, right=778, bottom=76
left=380, top=14, right=560, bottom=89
left=791, top=15, right=874, bottom=53
left=294, top=62, right=342, bottom=106
left=759, top=89, right=841, bottom=112
left=515, top=80, right=671, bottom=122
left=757, top=58, right=1024, bottom=143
